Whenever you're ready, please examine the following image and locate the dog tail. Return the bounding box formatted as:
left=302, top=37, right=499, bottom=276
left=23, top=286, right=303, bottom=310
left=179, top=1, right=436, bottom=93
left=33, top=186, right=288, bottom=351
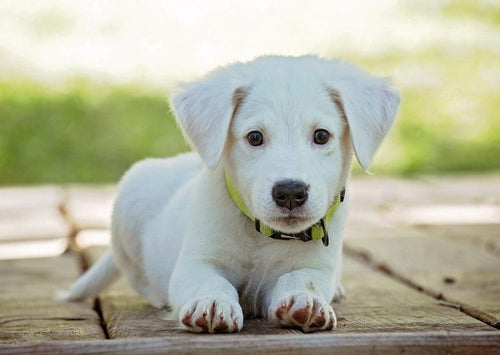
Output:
left=61, top=249, right=120, bottom=301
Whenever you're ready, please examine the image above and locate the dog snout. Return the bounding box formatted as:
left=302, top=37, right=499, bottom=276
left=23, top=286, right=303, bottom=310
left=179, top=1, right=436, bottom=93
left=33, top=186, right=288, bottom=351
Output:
left=272, top=180, right=309, bottom=210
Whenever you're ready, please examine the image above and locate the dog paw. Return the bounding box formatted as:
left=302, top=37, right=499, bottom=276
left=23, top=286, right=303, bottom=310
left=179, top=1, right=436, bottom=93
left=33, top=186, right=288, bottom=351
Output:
left=268, top=293, right=336, bottom=332
left=179, top=295, right=243, bottom=333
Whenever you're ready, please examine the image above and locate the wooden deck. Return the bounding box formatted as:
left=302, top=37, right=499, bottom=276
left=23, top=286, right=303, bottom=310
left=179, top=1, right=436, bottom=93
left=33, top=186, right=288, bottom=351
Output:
left=1, top=174, right=499, bottom=354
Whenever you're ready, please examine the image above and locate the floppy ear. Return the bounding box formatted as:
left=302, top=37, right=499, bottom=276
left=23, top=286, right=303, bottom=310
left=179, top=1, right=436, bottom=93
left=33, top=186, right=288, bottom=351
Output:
left=329, top=77, right=400, bottom=171
left=170, top=69, right=247, bottom=169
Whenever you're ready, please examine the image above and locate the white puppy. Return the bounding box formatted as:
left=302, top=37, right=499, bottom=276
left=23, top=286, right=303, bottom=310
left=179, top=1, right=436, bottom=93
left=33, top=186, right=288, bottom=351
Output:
left=65, top=55, right=399, bottom=333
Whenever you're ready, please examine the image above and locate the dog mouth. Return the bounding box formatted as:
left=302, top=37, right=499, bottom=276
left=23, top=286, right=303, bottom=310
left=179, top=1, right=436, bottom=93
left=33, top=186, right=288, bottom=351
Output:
left=271, top=215, right=314, bottom=228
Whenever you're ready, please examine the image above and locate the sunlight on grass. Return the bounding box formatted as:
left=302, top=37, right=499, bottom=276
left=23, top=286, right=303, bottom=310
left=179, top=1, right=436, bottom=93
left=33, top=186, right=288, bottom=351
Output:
left=0, top=80, right=188, bottom=184
left=1, top=1, right=499, bottom=184
left=1, top=65, right=498, bottom=184
left=442, top=0, right=500, bottom=28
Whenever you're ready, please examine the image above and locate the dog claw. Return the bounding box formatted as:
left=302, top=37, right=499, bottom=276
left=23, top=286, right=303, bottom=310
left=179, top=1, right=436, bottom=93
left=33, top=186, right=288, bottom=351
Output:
left=269, top=293, right=336, bottom=332
left=179, top=296, right=243, bottom=333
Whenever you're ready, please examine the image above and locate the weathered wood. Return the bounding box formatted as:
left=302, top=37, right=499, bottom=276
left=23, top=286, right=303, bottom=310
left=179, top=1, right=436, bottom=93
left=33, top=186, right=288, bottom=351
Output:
left=0, top=186, right=64, bottom=214
left=83, top=245, right=492, bottom=339
left=346, top=174, right=500, bottom=228
left=345, top=228, right=500, bottom=328
left=337, top=250, right=494, bottom=333
left=75, top=229, right=111, bottom=249
left=416, top=224, right=500, bottom=257
left=1, top=331, right=499, bottom=355
left=394, top=205, right=500, bottom=226
left=1, top=175, right=498, bottom=352
left=64, top=185, right=116, bottom=231
left=0, top=186, right=69, bottom=259
left=0, top=238, right=69, bottom=262
left=421, top=173, right=500, bottom=205
left=0, top=254, right=105, bottom=343
left=347, top=176, right=436, bottom=229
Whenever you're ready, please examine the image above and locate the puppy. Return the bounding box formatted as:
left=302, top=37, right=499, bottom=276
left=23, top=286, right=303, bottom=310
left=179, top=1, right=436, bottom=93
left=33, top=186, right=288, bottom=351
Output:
left=65, top=55, right=399, bottom=333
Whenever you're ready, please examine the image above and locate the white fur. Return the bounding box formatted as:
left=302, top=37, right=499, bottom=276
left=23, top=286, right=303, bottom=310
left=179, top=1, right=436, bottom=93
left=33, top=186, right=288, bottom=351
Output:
left=65, top=55, right=399, bottom=333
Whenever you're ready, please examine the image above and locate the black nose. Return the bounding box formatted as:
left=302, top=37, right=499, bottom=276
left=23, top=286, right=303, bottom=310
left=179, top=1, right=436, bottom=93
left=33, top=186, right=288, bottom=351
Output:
left=272, top=180, right=309, bottom=210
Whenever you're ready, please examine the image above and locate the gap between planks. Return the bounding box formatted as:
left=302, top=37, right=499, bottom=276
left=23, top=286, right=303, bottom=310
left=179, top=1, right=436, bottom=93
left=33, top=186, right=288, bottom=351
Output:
left=68, top=219, right=111, bottom=340
left=343, top=244, right=500, bottom=330
left=58, top=184, right=499, bottom=341
left=58, top=190, right=112, bottom=340
left=77, top=248, right=111, bottom=340
left=58, top=190, right=82, bottom=254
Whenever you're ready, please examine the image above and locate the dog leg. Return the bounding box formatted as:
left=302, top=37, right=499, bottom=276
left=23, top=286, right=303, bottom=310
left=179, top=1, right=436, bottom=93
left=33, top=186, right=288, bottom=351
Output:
left=333, top=284, right=346, bottom=302
left=266, top=268, right=337, bottom=332
left=169, top=262, right=243, bottom=333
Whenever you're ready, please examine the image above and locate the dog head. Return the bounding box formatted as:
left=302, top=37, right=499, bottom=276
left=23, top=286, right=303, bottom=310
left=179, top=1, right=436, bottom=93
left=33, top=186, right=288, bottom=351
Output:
left=171, top=56, right=399, bottom=234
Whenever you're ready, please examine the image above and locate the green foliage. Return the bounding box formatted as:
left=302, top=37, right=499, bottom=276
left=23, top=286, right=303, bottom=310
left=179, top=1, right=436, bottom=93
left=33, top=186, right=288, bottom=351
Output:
left=350, top=46, right=500, bottom=175
left=2, top=0, right=500, bottom=184
left=442, top=0, right=500, bottom=28
left=2, top=69, right=498, bottom=185
left=0, top=81, right=188, bottom=184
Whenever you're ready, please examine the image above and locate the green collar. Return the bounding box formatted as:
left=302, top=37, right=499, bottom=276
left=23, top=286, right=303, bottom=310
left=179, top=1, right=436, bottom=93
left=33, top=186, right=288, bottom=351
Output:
left=225, top=172, right=345, bottom=247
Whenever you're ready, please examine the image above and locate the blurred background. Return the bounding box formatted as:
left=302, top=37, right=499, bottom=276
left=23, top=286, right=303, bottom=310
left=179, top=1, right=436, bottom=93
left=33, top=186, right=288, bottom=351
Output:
left=1, top=0, right=499, bottom=185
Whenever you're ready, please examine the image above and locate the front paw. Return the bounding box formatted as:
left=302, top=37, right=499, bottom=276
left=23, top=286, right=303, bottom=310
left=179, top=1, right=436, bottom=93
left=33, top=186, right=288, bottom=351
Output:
left=179, top=295, right=243, bottom=333
left=268, top=293, right=336, bottom=332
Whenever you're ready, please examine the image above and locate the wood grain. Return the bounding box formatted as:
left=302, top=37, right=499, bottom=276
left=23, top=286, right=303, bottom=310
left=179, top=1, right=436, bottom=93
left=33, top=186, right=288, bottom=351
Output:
left=1, top=173, right=499, bottom=353
left=0, top=186, right=69, bottom=259
left=64, top=186, right=116, bottom=231
left=83, top=245, right=492, bottom=339
left=1, top=331, right=499, bottom=355
left=0, top=253, right=105, bottom=343
left=345, top=227, right=500, bottom=328
left=346, top=174, right=500, bottom=229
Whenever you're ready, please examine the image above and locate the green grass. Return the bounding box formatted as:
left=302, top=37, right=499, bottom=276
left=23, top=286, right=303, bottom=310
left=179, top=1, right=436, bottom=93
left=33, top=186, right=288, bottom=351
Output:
left=0, top=80, right=189, bottom=184
left=442, top=0, right=500, bottom=29
left=1, top=71, right=498, bottom=185
left=349, top=46, right=500, bottom=175
left=2, top=0, right=500, bottom=184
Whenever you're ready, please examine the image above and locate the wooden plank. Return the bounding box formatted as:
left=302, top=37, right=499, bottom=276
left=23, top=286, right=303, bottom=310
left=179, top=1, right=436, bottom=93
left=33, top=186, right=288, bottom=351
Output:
left=345, top=225, right=424, bottom=240
left=337, top=250, right=493, bottom=333
left=346, top=176, right=427, bottom=229
left=345, top=227, right=500, bottom=328
left=75, top=229, right=111, bottom=249
left=1, top=331, right=499, bottom=355
left=0, top=186, right=70, bottom=259
left=346, top=174, right=500, bottom=229
left=348, top=176, right=437, bottom=209
left=416, top=224, right=500, bottom=258
left=0, top=253, right=105, bottom=343
left=393, top=205, right=500, bottom=226
left=421, top=173, right=500, bottom=205
left=84, top=246, right=492, bottom=339
left=65, top=186, right=116, bottom=231
left=0, top=238, right=69, bottom=261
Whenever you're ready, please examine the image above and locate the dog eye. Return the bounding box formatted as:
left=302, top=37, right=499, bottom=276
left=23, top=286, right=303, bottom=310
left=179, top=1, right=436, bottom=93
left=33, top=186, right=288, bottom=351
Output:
left=246, top=131, right=264, bottom=146
left=313, top=129, right=330, bottom=145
